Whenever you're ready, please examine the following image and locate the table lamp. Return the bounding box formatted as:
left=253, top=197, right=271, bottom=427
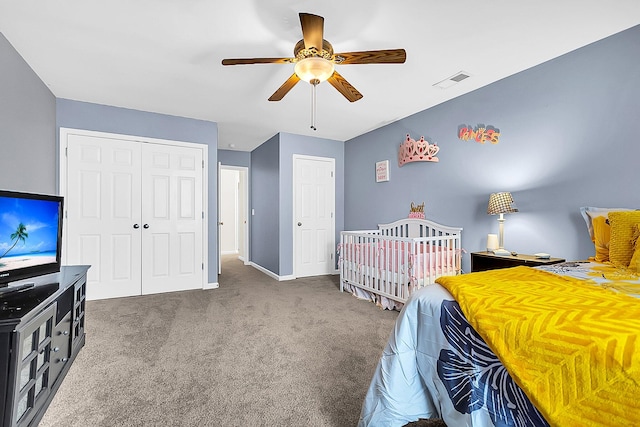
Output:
left=487, top=192, right=518, bottom=256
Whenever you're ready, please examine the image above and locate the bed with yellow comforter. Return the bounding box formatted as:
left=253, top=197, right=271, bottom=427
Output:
left=358, top=262, right=640, bottom=427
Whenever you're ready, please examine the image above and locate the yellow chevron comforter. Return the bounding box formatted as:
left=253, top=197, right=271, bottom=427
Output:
left=437, top=266, right=640, bottom=426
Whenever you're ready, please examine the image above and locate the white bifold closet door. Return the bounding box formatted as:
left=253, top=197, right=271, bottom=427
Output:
left=64, top=132, right=204, bottom=300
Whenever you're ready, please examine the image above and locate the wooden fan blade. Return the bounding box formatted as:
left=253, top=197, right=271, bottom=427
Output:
left=268, top=73, right=301, bottom=101
left=299, top=13, right=324, bottom=51
left=333, top=49, right=406, bottom=65
left=222, top=57, right=294, bottom=65
left=327, top=71, right=363, bottom=102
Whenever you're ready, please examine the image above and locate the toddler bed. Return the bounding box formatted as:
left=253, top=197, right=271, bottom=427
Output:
left=359, top=208, right=640, bottom=427
left=338, top=218, right=463, bottom=310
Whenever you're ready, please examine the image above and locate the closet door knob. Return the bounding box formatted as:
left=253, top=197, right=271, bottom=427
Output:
left=298, top=222, right=302, bottom=226
left=133, top=224, right=140, bottom=229
left=143, top=224, right=150, bottom=229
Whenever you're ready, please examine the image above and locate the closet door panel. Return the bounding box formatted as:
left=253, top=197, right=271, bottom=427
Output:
left=141, top=143, right=203, bottom=295
left=66, top=135, right=143, bottom=300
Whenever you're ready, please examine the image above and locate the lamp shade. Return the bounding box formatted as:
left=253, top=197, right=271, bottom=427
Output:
left=487, top=192, right=518, bottom=215
left=294, top=57, right=335, bottom=83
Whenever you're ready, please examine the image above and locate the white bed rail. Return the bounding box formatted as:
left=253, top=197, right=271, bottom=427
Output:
left=339, top=218, right=462, bottom=306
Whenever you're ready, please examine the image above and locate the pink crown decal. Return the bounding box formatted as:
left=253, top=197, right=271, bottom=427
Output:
left=398, top=134, right=439, bottom=167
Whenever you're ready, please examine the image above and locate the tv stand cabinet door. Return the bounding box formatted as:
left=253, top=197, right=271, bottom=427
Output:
left=49, top=312, right=72, bottom=386
left=0, top=332, right=11, bottom=427
left=11, top=304, right=57, bottom=427
left=71, top=276, right=86, bottom=354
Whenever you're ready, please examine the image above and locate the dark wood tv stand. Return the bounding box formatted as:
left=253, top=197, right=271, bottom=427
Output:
left=0, top=266, right=89, bottom=427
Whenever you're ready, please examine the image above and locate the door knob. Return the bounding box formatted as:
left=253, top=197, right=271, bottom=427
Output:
left=298, top=222, right=302, bottom=226
left=133, top=224, right=140, bottom=229
left=143, top=224, right=150, bottom=229
left=219, top=222, right=224, bottom=225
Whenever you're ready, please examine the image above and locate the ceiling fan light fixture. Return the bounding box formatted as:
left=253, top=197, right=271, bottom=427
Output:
left=294, top=57, right=335, bottom=83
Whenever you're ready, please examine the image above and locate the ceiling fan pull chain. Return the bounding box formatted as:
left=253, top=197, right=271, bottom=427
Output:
left=310, top=79, right=319, bottom=131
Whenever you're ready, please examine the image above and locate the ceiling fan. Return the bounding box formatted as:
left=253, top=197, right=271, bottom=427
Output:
left=221, top=12, right=406, bottom=103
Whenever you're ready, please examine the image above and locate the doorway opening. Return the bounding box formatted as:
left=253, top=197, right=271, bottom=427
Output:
left=219, top=165, right=249, bottom=274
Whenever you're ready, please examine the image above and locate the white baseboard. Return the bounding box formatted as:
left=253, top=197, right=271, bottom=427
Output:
left=250, top=262, right=295, bottom=281
left=204, top=282, right=219, bottom=290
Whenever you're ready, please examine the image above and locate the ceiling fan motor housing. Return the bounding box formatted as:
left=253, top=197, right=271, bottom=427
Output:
left=293, top=39, right=335, bottom=62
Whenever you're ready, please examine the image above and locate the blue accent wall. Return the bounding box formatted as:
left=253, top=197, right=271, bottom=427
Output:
left=344, top=25, right=640, bottom=273
left=56, top=99, right=219, bottom=283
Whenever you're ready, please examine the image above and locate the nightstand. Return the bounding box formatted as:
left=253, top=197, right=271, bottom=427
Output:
left=470, top=251, right=565, bottom=272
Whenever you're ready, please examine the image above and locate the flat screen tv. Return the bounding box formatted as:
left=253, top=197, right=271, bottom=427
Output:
left=0, top=190, right=63, bottom=287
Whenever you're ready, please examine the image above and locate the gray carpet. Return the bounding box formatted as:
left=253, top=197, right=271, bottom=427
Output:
left=39, top=256, right=444, bottom=426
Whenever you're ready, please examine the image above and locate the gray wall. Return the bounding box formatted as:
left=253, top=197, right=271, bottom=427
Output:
left=345, top=25, right=640, bottom=273
left=250, top=135, right=280, bottom=273
left=279, top=132, right=344, bottom=276
left=56, top=99, right=220, bottom=284
left=249, top=132, right=345, bottom=276
left=218, top=149, right=251, bottom=168
left=0, top=33, right=57, bottom=194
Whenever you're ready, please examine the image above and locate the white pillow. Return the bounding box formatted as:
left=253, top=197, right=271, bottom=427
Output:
left=580, top=207, right=632, bottom=241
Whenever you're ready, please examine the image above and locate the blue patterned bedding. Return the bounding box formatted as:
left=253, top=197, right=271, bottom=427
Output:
left=358, top=284, right=547, bottom=427
left=358, top=261, right=640, bottom=426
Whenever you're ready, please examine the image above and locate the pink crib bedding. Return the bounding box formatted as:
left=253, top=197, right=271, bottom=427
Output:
left=341, top=241, right=458, bottom=279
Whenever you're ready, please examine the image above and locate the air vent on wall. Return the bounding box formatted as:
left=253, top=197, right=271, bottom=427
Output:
left=433, top=71, right=471, bottom=89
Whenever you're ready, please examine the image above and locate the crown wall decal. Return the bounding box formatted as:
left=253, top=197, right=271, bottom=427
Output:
left=398, top=134, right=439, bottom=167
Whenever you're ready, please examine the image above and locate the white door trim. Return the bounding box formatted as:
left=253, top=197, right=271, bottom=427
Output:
left=292, top=154, right=335, bottom=278
left=58, top=127, right=209, bottom=290
left=217, top=162, right=222, bottom=275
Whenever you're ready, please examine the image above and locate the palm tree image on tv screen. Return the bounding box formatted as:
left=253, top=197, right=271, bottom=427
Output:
left=0, top=196, right=60, bottom=273
left=1, top=222, right=29, bottom=259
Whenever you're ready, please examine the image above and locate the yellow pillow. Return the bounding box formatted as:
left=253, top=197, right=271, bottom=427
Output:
left=591, top=215, right=611, bottom=262
left=608, top=211, right=640, bottom=268
left=629, top=224, right=640, bottom=273
left=632, top=223, right=640, bottom=248
left=581, top=207, right=632, bottom=240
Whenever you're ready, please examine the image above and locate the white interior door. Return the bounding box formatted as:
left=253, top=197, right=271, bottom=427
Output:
left=65, top=134, right=143, bottom=300
left=294, top=155, right=335, bottom=278
left=141, top=143, right=204, bottom=295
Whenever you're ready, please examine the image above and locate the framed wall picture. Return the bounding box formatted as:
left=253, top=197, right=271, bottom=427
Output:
left=376, top=160, right=389, bottom=182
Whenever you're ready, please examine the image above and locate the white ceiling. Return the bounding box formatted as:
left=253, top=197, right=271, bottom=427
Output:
left=2, top=1, right=639, bottom=152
